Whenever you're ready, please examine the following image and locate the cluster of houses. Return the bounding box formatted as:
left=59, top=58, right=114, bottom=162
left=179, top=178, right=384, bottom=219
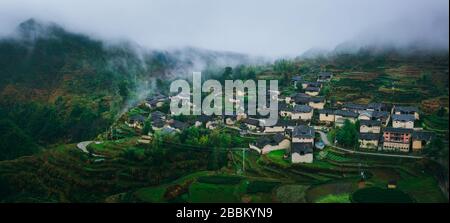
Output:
left=316, top=103, right=434, bottom=153
left=124, top=71, right=434, bottom=165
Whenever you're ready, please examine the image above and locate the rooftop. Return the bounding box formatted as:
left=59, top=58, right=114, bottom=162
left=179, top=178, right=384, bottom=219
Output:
left=242, top=118, right=260, bottom=126
left=292, top=76, right=302, bottom=81
left=359, top=133, right=380, bottom=140
left=304, top=86, right=321, bottom=92
left=170, top=120, right=189, bottom=130
left=384, top=127, right=413, bottom=134
left=412, top=131, right=434, bottom=141
left=334, top=110, right=359, bottom=118
left=394, top=106, right=419, bottom=113
left=367, top=103, right=386, bottom=111
left=318, top=109, right=334, bottom=114
left=293, top=104, right=313, bottom=113
left=129, top=114, right=146, bottom=122
left=254, top=133, right=286, bottom=148
left=392, top=114, right=415, bottom=122
left=342, top=103, right=367, bottom=111
left=360, top=120, right=382, bottom=126
left=292, top=125, right=315, bottom=138
left=318, top=72, right=332, bottom=78
left=372, top=111, right=389, bottom=119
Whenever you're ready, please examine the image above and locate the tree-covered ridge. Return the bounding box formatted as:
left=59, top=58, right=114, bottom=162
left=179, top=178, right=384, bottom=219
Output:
left=0, top=19, right=252, bottom=160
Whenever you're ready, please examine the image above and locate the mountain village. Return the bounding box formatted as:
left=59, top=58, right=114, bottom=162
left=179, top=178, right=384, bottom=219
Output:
left=122, top=71, right=434, bottom=164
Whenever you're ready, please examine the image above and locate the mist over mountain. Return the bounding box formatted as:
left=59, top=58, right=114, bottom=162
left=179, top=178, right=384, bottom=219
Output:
left=0, top=19, right=260, bottom=156
left=1, top=0, right=448, bottom=57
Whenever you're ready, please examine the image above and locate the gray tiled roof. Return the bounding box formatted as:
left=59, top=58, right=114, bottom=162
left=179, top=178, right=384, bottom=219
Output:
left=170, top=120, right=189, bottom=130
left=318, top=72, right=332, bottom=78
left=334, top=110, right=359, bottom=118
left=394, top=106, right=419, bottom=113
left=412, top=131, right=434, bottom=141
left=292, top=125, right=315, bottom=138
left=293, top=105, right=313, bottom=113
left=304, top=86, right=321, bottom=92
left=392, top=114, right=415, bottom=122
left=342, top=103, right=367, bottom=110
left=372, top=111, right=389, bottom=119
left=384, top=127, right=413, bottom=134
left=243, top=118, right=260, bottom=126
left=360, top=120, right=381, bottom=127
left=359, top=133, right=380, bottom=140
left=318, top=109, right=334, bottom=114
left=254, top=133, right=286, bottom=148
left=305, top=82, right=322, bottom=88
left=129, top=114, right=146, bottom=122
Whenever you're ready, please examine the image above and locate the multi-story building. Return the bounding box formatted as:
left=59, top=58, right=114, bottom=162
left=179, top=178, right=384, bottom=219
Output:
left=382, top=127, right=413, bottom=152
left=291, top=125, right=315, bottom=163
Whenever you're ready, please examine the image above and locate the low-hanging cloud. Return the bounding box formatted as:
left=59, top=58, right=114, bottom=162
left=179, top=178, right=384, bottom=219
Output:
left=0, top=0, right=448, bottom=57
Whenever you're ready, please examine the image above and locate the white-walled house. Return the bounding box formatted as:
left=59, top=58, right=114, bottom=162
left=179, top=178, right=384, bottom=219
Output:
left=359, top=120, right=381, bottom=133
left=317, top=72, right=333, bottom=82
left=358, top=133, right=380, bottom=149
left=392, top=114, right=415, bottom=129
left=411, top=131, right=434, bottom=152
left=291, top=125, right=315, bottom=144
left=291, top=143, right=313, bottom=163
left=358, top=111, right=373, bottom=121
left=249, top=134, right=290, bottom=154
left=308, top=97, right=325, bottom=110
left=291, top=105, right=313, bottom=121
left=242, top=118, right=261, bottom=131
left=304, top=86, right=321, bottom=96
left=279, top=102, right=293, bottom=117
left=334, top=110, right=358, bottom=127
left=126, top=115, right=146, bottom=129
left=144, top=94, right=168, bottom=109
left=393, top=106, right=419, bottom=120
left=318, top=109, right=335, bottom=123
left=264, top=119, right=295, bottom=133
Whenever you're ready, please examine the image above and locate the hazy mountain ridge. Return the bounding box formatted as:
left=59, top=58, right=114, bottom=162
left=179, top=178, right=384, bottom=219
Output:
left=0, top=19, right=255, bottom=158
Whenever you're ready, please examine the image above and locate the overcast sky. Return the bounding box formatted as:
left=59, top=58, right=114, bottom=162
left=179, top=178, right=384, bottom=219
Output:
left=0, top=0, right=448, bottom=57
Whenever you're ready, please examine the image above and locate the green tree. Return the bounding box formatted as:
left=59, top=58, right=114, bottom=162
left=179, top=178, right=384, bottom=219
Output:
left=142, top=118, right=153, bottom=135
left=320, top=86, right=331, bottom=97
left=335, top=120, right=358, bottom=148
left=118, top=81, right=129, bottom=99
left=424, top=137, right=446, bottom=158
left=223, top=67, right=233, bottom=79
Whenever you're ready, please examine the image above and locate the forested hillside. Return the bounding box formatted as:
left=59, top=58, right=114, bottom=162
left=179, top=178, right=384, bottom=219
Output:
left=0, top=19, right=250, bottom=160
